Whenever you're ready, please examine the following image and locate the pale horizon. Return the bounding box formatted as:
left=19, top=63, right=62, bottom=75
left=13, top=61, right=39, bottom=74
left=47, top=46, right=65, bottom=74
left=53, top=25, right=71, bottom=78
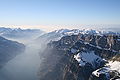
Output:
left=0, top=24, right=120, bottom=32
left=0, top=0, right=120, bottom=32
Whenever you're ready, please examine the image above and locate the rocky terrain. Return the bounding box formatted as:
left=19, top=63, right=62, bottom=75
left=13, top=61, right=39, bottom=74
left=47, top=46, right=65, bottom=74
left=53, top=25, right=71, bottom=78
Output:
left=38, top=29, right=120, bottom=80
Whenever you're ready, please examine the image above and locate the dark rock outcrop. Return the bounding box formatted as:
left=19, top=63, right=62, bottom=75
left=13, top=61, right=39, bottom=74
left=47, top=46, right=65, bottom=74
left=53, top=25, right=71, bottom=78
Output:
left=38, top=33, right=120, bottom=80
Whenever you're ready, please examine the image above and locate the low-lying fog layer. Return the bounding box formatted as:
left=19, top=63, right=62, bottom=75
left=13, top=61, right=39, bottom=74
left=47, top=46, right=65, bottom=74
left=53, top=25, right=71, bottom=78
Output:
left=0, top=38, right=44, bottom=80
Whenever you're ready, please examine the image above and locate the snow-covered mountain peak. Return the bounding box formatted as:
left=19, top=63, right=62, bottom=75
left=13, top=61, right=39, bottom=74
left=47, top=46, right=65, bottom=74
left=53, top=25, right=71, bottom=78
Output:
left=54, top=29, right=70, bottom=34
left=48, top=28, right=120, bottom=36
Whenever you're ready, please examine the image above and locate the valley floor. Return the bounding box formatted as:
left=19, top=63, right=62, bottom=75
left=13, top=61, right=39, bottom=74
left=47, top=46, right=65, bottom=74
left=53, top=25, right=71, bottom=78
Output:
left=0, top=40, right=41, bottom=80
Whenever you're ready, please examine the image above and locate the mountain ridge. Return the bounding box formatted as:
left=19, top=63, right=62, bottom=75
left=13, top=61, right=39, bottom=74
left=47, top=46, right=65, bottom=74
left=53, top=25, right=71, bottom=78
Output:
left=38, top=29, right=120, bottom=80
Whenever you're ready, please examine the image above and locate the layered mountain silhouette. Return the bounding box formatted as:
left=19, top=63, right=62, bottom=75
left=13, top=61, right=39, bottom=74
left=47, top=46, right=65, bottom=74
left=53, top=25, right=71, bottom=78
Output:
left=0, top=27, right=44, bottom=39
left=0, top=36, right=25, bottom=68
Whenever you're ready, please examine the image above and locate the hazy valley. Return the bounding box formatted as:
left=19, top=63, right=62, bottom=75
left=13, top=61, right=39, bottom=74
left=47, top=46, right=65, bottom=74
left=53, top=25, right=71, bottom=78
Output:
left=0, top=27, right=120, bottom=80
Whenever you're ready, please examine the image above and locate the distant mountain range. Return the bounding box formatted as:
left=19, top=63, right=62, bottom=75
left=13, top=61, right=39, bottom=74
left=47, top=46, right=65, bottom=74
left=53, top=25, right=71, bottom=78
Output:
left=37, top=29, right=120, bottom=43
left=0, top=27, right=44, bottom=39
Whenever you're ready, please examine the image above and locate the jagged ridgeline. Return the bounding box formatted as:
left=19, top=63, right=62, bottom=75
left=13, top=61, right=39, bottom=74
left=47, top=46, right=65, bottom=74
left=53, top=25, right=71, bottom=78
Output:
left=0, top=36, right=25, bottom=68
left=38, top=32, right=120, bottom=80
left=0, top=27, right=43, bottom=39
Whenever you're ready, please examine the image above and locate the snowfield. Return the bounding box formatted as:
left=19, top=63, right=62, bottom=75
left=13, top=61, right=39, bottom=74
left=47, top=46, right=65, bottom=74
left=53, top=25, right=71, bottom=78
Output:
left=74, top=51, right=104, bottom=67
left=92, top=61, right=120, bottom=79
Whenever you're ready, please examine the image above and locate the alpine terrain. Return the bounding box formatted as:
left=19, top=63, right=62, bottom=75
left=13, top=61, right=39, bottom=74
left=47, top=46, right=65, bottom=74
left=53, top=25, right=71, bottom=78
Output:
left=38, top=29, right=120, bottom=80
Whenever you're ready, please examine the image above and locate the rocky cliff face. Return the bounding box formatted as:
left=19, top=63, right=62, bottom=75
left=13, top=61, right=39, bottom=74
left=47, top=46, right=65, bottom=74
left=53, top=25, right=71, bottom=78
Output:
left=38, top=33, right=120, bottom=80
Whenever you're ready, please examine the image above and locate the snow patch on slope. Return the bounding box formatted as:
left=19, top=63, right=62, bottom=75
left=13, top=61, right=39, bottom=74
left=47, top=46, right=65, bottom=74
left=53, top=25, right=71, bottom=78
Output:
left=117, top=39, right=120, bottom=41
left=74, top=51, right=103, bottom=67
left=106, top=61, right=120, bottom=73
left=92, top=61, right=120, bottom=79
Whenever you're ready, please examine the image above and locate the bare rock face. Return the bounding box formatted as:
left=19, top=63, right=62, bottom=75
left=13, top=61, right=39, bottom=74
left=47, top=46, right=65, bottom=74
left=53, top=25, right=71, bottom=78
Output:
left=38, top=48, right=69, bottom=80
left=38, top=33, right=120, bottom=80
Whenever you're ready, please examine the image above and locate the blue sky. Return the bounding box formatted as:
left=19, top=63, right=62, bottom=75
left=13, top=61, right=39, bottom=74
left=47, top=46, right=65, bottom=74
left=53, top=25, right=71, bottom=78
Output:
left=0, top=0, right=120, bottom=30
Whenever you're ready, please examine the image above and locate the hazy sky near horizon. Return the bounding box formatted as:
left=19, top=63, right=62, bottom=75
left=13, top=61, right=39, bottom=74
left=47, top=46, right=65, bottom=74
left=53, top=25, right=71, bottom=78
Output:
left=0, top=0, right=120, bottom=31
